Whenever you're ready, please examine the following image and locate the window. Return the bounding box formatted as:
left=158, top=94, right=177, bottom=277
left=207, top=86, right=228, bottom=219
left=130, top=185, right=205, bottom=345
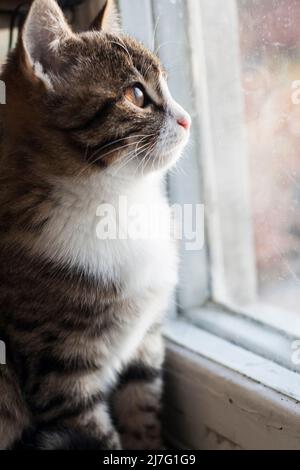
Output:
left=120, top=0, right=300, bottom=449
left=239, top=0, right=300, bottom=313
left=179, top=0, right=300, bottom=343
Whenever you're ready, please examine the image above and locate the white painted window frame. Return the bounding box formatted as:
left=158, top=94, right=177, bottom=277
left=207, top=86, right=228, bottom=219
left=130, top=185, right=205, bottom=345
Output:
left=119, top=0, right=300, bottom=450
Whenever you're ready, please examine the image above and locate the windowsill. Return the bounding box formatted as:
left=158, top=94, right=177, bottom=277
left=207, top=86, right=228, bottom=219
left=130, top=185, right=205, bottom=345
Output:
left=233, top=301, right=300, bottom=339
left=185, top=303, right=300, bottom=373
left=164, top=318, right=300, bottom=450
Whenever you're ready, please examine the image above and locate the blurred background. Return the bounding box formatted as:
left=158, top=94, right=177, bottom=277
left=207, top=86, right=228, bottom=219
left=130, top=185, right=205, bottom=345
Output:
left=238, top=0, right=300, bottom=311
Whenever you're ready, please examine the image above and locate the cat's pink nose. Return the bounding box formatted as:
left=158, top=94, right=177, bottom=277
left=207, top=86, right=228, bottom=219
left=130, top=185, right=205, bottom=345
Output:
left=177, top=116, right=191, bottom=130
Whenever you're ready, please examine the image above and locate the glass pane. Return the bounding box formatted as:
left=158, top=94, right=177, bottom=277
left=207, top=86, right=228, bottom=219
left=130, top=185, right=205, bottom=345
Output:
left=238, top=0, right=300, bottom=312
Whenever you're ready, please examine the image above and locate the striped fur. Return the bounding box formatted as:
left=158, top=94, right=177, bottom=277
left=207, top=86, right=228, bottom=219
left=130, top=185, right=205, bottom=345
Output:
left=0, top=0, right=190, bottom=450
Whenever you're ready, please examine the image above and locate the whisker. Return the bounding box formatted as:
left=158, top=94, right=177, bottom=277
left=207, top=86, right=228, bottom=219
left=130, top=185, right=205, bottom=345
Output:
left=92, top=134, right=155, bottom=166
left=151, top=14, right=162, bottom=52
left=111, top=143, right=150, bottom=174
left=111, top=140, right=154, bottom=177
left=87, top=133, right=156, bottom=163
left=87, top=137, right=145, bottom=165
left=74, top=141, right=140, bottom=180
left=142, top=143, right=157, bottom=176
left=74, top=134, right=156, bottom=180
left=155, top=40, right=185, bottom=56
left=134, top=141, right=156, bottom=178
left=150, top=148, right=158, bottom=173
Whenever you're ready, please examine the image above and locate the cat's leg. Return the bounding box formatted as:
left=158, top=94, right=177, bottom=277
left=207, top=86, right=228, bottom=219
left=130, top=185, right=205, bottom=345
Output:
left=112, top=324, right=165, bottom=450
left=16, top=402, right=121, bottom=450
left=16, top=364, right=122, bottom=450
left=0, top=365, right=30, bottom=449
left=19, top=406, right=122, bottom=450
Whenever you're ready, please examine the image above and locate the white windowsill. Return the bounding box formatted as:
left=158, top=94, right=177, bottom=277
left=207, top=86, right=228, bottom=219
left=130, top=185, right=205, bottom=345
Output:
left=185, top=304, right=299, bottom=373
left=235, top=301, right=300, bottom=339
left=164, top=319, right=300, bottom=450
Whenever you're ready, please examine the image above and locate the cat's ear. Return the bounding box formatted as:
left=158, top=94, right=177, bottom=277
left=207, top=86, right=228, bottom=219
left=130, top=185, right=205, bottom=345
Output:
left=21, top=0, right=73, bottom=82
left=90, top=0, right=120, bottom=34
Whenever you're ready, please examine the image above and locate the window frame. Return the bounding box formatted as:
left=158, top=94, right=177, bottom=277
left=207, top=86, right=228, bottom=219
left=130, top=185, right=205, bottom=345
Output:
left=164, top=330, right=300, bottom=450
left=120, top=0, right=300, bottom=449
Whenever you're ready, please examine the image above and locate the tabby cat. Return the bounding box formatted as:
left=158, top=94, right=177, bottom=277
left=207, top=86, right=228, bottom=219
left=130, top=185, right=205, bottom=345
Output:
left=0, top=0, right=191, bottom=450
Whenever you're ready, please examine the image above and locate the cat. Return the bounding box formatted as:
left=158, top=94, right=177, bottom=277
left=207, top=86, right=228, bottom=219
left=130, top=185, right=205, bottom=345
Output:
left=0, top=0, right=191, bottom=450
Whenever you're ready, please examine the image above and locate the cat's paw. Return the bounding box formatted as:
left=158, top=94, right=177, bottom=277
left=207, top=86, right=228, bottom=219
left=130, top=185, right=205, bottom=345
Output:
left=103, top=431, right=122, bottom=450
left=121, top=433, right=162, bottom=451
left=120, top=420, right=163, bottom=450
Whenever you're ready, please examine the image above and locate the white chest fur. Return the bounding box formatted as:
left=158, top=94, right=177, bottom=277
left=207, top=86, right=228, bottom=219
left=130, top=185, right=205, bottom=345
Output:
left=31, top=172, right=178, bottom=389
left=33, top=172, right=178, bottom=298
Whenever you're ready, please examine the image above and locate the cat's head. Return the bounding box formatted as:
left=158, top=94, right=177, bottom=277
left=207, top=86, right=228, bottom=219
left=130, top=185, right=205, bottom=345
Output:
left=5, top=0, right=191, bottom=180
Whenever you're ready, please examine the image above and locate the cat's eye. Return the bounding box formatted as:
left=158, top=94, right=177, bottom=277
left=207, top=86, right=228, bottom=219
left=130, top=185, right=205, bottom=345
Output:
left=124, top=85, right=149, bottom=108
